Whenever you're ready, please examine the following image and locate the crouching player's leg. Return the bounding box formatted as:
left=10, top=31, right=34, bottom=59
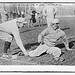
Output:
left=0, top=32, right=13, bottom=59
left=2, top=41, right=11, bottom=58
left=28, top=44, right=49, bottom=57
left=46, top=47, right=64, bottom=61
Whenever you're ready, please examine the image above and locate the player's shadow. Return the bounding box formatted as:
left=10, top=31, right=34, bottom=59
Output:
left=61, top=27, right=70, bottom=31
left=55, top=40, right=75, bottom=49
left=13, top=42, right=40, bottom=50
left=24, top=42, right=40, bottom=50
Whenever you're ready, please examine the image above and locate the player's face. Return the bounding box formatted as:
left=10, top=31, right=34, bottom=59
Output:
left=16, top=18, right=27, bottom=28
left=51, top=23, right=60, bottom=30
left=17, top=21, right=25, bottom=28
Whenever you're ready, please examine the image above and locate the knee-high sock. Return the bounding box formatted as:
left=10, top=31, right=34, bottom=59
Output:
left=4, top=41, right=11, bottom=53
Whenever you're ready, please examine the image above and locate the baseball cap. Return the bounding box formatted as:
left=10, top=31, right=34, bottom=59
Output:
left=17, top=17, right=25, bottom=23
left=51, top=19, right=59, bottom=24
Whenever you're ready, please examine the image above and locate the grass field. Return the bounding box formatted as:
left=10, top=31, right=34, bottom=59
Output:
left=0, top=16, right=75, bottom=65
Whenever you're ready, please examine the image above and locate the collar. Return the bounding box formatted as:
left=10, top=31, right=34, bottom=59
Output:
left=55, top=28, right=60, bottom=33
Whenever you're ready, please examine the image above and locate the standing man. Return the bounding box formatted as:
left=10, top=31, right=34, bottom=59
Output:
left=27, top=6, right=32, bottom=28
left=28, top=19, right=73, bottom=61
left=21, top=10, right=25, bottom=18
left=27, top=6, right=37, bottom=28
left=34, top=3, right=44, bottom=27
left=43, top=3, right=57, bottom=27
left=0, top=17, right=28, bottom=59
left=31, top=9, right=37, bottom=24
left=0, top=4, right=8, bottom=23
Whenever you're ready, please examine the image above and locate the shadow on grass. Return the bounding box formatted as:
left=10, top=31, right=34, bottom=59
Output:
left=24, top=42, right=40, bottom=50
left=56, top=40, right=75, bottom=48
left=61, top=27, right=70, bottom=31
left=21, top=28, right=36, bottom=33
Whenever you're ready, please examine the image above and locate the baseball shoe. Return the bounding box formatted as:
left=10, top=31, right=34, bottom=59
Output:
left=0, top=53, right=12, bottom=60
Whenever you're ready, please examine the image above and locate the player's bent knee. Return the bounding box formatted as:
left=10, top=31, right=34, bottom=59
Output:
left=46, top=47, right=61, bottom=55
left=53, top=47, right=61, bottom=57
left=6, top=35, right=13, bottom=42
left=29, top=51, right=37, bottom=57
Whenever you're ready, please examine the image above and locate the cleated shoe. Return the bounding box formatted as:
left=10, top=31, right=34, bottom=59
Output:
left=10, top=55, right=18, bottom=60
left=0, top=54, right=12, bottom=60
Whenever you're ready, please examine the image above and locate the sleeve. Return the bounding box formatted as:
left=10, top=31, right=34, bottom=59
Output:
left=53, top=6, right=57, bottom=14
left=42, top=7, right=47, bottom=16
left=12, top=30, right=27, bottom=54
left=38, top=28, right=48, bottom=43
left=1, top=8, right=7, bottom=14
left=61, top=32, right=69, bottom=49
left=27, top=9, right=31, bottom=15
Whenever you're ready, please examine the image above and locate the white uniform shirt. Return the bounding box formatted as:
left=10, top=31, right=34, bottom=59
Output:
left=0, top=18, right=26, bottom=53
left=38, top=27, right=68, bottom=47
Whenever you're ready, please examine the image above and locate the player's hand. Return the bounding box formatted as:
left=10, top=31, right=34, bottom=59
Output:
left=38, top=40, right=42, bottom=43
left=23, top=51, right=29, bottom=56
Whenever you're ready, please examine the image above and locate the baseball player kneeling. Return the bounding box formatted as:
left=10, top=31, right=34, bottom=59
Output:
left=0, top=17, right=28, bottom=59
left=28, top=19, right=73, bottom=61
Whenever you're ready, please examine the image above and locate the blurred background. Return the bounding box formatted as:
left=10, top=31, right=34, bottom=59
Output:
left=0, top=2, right=75, bottom=20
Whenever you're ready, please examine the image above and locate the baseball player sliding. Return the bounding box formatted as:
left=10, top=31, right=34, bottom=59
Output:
left=28, top=19, right=74, bottom=61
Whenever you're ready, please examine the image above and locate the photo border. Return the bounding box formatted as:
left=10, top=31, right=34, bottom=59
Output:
left=0, top=0, right=75, bottom=73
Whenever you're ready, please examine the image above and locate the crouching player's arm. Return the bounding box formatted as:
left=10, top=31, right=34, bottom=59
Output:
left=43, top=7, right=47, bottom=17
left=61, top=33, right=74, bottom=51
left=12, top=31, right=28, bottom=56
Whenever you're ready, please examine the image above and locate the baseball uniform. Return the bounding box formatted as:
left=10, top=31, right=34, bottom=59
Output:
left=0, top=18, right=27, bottom=55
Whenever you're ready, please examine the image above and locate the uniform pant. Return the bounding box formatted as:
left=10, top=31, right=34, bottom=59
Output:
left=47, top=17, right=54, bottom=27
left=0, top=31, right=13, bottom=54
left=0, top=31, right=13, bottom=42
left=29, top=44, right=61, bottom=59
left=1, top=14, right=7, bottom=23
left=36, top=13, right=43, bottom=26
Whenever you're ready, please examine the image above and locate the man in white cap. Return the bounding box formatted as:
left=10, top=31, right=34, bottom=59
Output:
left=28, top=19, right=73, bottom=61
left=43, top=3, right=57, bottom=27
left=0, top=17, right=28, bottom=59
